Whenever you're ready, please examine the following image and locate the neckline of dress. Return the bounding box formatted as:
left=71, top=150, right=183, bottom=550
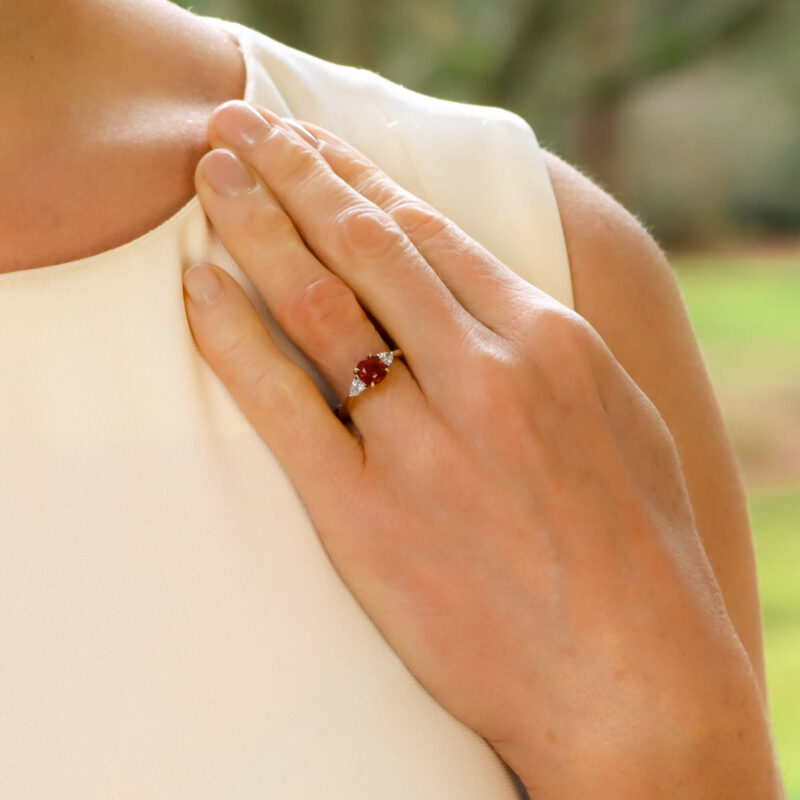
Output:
left=0, top=15, right=255, bottom=289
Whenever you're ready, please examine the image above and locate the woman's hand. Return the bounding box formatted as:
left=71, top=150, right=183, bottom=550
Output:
left=181, top=100, right=784, bottom=798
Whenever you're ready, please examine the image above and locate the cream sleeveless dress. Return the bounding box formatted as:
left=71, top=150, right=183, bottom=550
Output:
left=0, top=14, right=574, bottom=799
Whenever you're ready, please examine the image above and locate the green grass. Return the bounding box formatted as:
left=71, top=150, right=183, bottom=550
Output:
left=673, top=254, right=800, bottom=378
left=673, top=251, right=800, bottom=798
left=750, top=484, right=800, bottom=799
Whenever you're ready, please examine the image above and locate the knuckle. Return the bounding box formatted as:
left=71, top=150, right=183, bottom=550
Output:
left=333, top=205, right=408, bottom=261
left=521, top=306, right=605, bottom=404
left=524, top=304, right=598, bottom=363
left=390, top=201, right=451, bottom=246
left=214, top=198, right=293, bottom=265
left=209, top=175, right=291, bottom=246
left=461, top=345, right=519, bottom=421
left=210, top=320, right=252, bottom=363
left=288, top=275, right=364, bottom=338
left=246, top=198, right=291, bottom=241
left=351, top=167, right=396, bottom=204
left=454, top=346, right=543, bottom=468
left=249, top=365, right=305, bottom=421
left=271, top=130, right=325, bottom=187
left=209, top=326, right=282, bottom=404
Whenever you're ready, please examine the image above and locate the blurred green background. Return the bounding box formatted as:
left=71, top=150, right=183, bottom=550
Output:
left=180, top=0, right=799, bottom=791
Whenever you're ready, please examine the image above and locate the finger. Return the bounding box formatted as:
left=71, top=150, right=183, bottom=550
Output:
left=181, top=260, right=364, bottom=504
left=193, top=147, right=429, bottom=442
left=283, top=114, right=548, bottom=344
left=206, top=100, right=485, bottom=396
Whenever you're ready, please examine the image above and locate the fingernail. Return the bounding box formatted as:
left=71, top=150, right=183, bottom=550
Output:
left=201, top=150, right=257, bottom=196
left=215, top=100, right=273, bottom=147
left=283, top=118, right=321, bottom=148
left=184, top=263, right=224, bottom=306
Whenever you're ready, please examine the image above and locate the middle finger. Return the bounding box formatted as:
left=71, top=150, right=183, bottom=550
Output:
left=206, top=100, right=485, bottom=393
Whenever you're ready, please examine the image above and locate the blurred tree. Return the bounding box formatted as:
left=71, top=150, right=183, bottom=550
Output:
left=571, top=0, right=777, bottom=191
left=177, top=0, right=795, bottom=248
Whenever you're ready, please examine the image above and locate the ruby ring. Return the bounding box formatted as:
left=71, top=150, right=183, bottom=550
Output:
left=335, top=349, right=404, bottom=423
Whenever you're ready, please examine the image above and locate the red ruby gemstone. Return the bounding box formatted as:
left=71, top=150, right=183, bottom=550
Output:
left=356, top=355, right=388, bottom=386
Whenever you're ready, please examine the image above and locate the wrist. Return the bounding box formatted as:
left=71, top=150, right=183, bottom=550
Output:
left=499, top=670, right=786, bottom=800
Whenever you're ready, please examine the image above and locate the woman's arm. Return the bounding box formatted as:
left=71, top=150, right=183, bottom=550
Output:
left=542, top=148, right=768, bottom=704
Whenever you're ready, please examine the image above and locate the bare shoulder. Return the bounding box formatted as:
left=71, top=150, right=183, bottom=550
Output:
left=540, top=148, right=768, bottom=700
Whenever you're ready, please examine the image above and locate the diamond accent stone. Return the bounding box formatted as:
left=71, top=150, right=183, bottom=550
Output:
left=349, top=376, right=368, bottom=397
left=377, top=351, right=394, bottom=367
